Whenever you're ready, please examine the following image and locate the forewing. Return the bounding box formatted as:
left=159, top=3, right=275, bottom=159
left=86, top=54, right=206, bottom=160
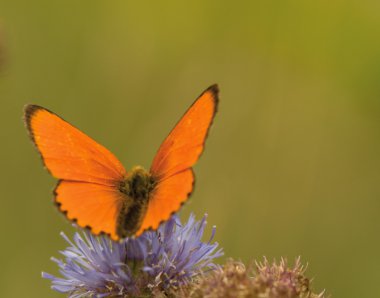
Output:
left=24, top=105, right=126, bottom=185
left=150, top=84, right=219, bottom=180
left=55, top=181, right=125, bottom=240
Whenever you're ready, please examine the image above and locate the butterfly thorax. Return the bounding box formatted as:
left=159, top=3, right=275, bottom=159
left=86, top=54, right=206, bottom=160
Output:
left=117, top=166, right=156, bottom=238
left=119, top=166, right=156, bottom=199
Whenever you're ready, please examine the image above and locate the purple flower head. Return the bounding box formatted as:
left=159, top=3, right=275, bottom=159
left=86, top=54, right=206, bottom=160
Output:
left=43, top=213, right=223, bottom=297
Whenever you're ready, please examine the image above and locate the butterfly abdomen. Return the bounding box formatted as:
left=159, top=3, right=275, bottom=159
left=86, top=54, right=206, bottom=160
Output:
left=117, top=166, right=156, bottom=238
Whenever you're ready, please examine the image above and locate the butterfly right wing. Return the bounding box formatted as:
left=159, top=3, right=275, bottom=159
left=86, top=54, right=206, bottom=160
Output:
left=136, top=85, right=219, bottom=235
left=135, top=169, right=194, bottom=236
left=149, top=85, right=219, bottom=181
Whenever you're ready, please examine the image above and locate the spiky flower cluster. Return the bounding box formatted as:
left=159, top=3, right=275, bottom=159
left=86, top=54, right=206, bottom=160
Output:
left=43, top=214, right=223, bottom=297
left=184, top=258, right=325, bottom=298
left=43, top=214, right=326, bottom=298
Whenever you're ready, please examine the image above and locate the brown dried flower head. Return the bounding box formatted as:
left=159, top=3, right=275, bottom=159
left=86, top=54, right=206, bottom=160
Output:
left=179, top=257, right=325, bottom=298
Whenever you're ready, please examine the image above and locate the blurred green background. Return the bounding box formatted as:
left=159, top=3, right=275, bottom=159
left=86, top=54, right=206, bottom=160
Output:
left=1, top=1, right=380, bottom=297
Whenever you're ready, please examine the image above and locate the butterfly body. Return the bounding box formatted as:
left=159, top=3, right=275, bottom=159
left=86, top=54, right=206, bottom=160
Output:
left=116, top=166, right=156, bottom=237
left=25, top=85, right=219, bottom=240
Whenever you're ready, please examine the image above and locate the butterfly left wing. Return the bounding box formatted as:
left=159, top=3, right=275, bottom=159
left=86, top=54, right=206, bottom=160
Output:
left=55, top=181, right=127, bottom=240
left=24, top=105, right=127, bottom=239
left=24, top=105, right=126, bottom=185
left=136, top=85, right=219, bottom=235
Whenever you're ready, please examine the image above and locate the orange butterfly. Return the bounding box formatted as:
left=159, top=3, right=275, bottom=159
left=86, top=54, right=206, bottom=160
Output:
left=24, top=85, right=219, bottom=240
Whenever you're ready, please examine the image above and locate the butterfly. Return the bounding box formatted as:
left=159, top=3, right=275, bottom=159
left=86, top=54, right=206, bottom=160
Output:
left=24, top=85, right=219, bottom=240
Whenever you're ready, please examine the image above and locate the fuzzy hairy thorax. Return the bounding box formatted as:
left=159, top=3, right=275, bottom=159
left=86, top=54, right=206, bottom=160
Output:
left=119, top=166, right=156, bottom=199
